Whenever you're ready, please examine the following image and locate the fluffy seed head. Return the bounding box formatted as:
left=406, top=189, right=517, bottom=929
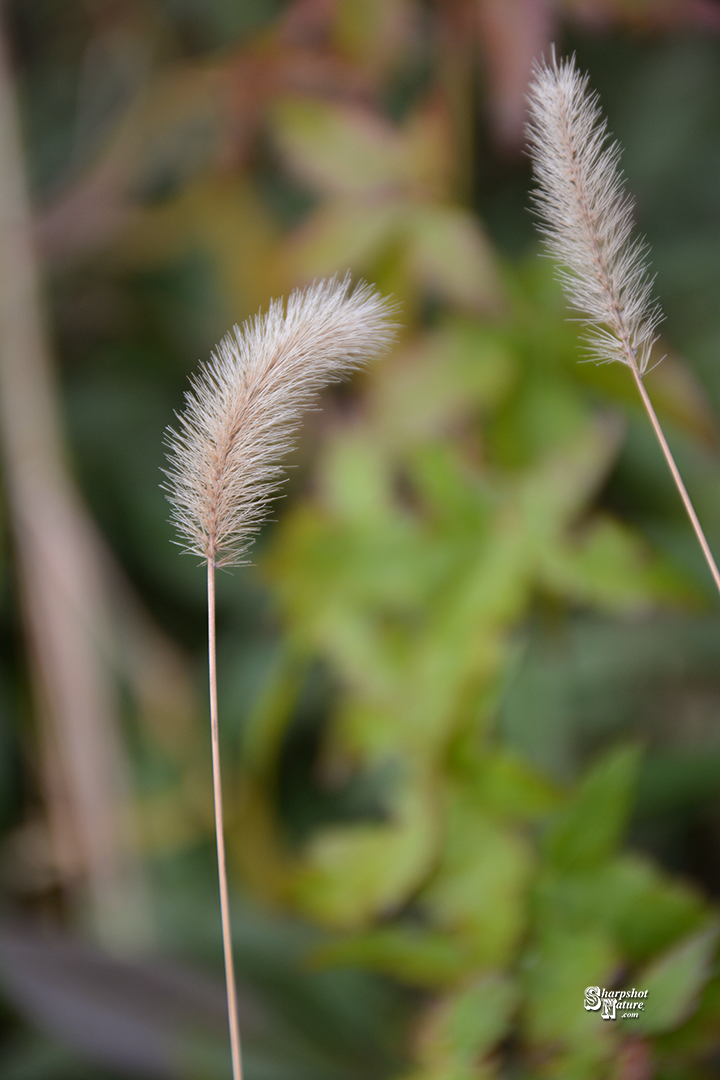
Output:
left=164, top=275, right=396, bottom=566
left=527, top=52, right=663, bottom=374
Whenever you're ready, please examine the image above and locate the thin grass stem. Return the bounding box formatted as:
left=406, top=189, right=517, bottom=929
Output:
left=629, top=367, right=720, bottom=598
left=207, top=558, right=243, bottom=1080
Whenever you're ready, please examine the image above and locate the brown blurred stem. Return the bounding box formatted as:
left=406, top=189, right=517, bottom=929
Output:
left=207, top=560, right=243, bottom=1080
left=0, top=4, right=150, bottom=946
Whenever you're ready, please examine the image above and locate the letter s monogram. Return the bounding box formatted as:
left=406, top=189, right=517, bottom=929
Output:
left=584, top=986, right=601, bottom=1011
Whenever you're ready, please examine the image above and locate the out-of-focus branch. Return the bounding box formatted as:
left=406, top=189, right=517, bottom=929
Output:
left=0, top=6, right=151, bottom=950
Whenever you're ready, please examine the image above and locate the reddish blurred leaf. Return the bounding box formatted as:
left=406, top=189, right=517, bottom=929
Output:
left=0, top=922, right=262, bottom=1079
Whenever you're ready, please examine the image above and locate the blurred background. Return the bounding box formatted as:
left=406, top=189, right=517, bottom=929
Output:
left=2, top=0, right=720, bottom=1077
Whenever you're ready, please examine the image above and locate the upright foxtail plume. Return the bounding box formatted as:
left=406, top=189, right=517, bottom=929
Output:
left=527, top=53, right=720, bottom=599
left=163, top=274, right=395, bottom=1080
left=164, top=275, right=396, bottom=566
left=527, top=52, right=662, bottom=375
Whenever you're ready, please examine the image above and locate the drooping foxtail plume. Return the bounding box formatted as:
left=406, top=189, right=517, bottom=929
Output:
left=526, top=52, right=663, bottom=375
left=527, top=52, right=720, bottom=599
left=163, top=274, right=395, bottom=1080
left=164, top=275, right=396, bottom=566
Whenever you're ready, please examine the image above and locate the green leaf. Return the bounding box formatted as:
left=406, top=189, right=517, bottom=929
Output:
left=534, top=855, right=706, bottom=963
left=421, top=799, right=533, bottom=966
left=370, top=318, right=516, bottom=446
left=523, top=923, right=618, bottom=1047
left=311, top=927, right=472, bottom=987
left=406, top=442, right=494, bottom=534
left=292, top=771, right=439, bottom=927
left=240, top=644, right=308, bottom=775
left=489, top=381, right=589, bottom=471
left=401, top=1066, right=491, bottom=1080
left=656, top=973, right=720, bottom=1057
left=320, top=429, right=396, bottom=525
left=272, top=99, right=411, bottom=194
left=418, top=974, right=520, bottom=1069
left=404, top=204, right=502, bottom=311
left=634, top=923, right=719, bottom=1034
left=545, top=745, right=641, bottom=871
left=540, top=514, right=696, bottom=613
left=463, top=750, right=561, bottom=822
left=287, top=198, right=404, bottom=278
left=514, top=415, right=623, bottom=552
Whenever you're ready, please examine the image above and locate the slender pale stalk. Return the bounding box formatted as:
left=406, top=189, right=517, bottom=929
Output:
left=207, top=559, right=243, bottom=1080
left=630, top=367, right=720, bottom=597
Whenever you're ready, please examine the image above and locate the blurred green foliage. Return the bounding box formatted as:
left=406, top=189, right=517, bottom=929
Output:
left=3, top=1, right=720, bottom=1078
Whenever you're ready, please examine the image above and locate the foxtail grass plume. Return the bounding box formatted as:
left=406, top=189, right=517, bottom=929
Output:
left=527, top=53, right=663, bottom=375
left=526, top=52, right=720, bottom=600
left=163, top=274, right=396, bottom=1080
left=164, top=275, right=395, bottom=566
